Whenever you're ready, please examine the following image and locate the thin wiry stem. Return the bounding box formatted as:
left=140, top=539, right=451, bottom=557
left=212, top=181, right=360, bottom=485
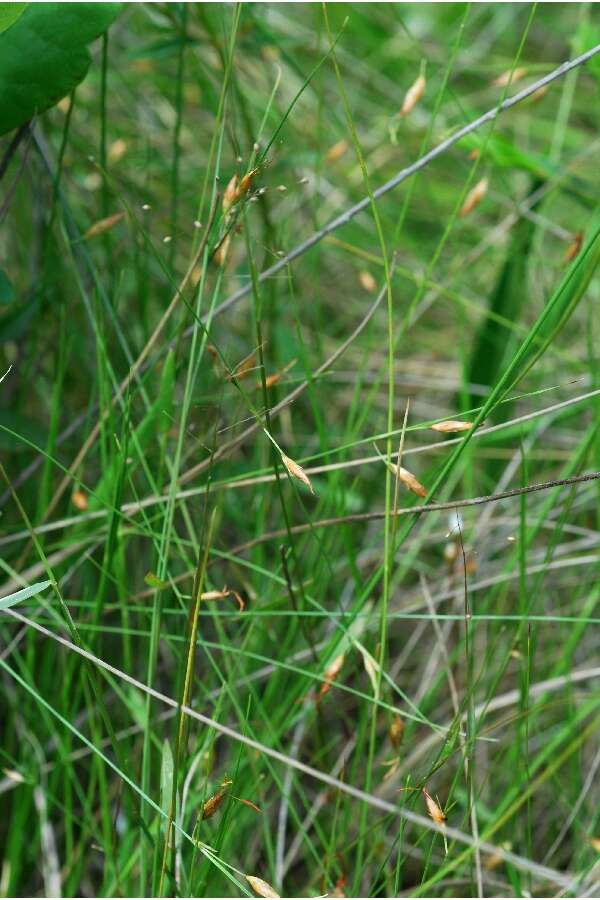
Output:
left=179, top=42, right=600, bottom=337
left=1, top=607, right=583, bottom=892
left=226, top=470, right=600, bottom=556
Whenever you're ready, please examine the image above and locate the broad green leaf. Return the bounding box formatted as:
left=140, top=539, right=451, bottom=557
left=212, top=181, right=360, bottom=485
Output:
left=0, top=269, right=15, bottom=304
left=0, top=579, right=51, bottom=610
left=0, top=3, right=27, bottom=35
left=0, top=2, right=122, bottom=136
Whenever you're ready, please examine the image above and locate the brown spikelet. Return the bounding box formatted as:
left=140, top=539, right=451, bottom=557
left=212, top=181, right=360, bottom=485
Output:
left=359, top=270, right=377, bottom=293
left=468, top=148, right=480, bottom=161
left=529, top=84, right=549, bottom=104
left=199, top=586, right=245, bottom=611
left=493, top=66, right=528, bottom=88
left=389, top=714, right=404, bottom=750
left=400, top=74, right=426, bottom=117
left=246, top=875, right=280, bottom=898
left=431, top=419, right=473, bottom=434
left=235, top=796, right=261, bottom=813
left=260, top=358, right=297, bottom=390
left=398, top=465, right=427, bottom=498
left=460, top=177, right=488, bottom=218
left=237, top=167, right=259, bottom=198
left=332, top=875, right=347, bottom=897
left=485, top=841, right=512, bottom=870
left=564, top=231, right=583, bottom=264
left=84, top=211, right=125, bottom=240
left=376, top=446, right=427, bottom=498
left=214, top=233, right=231, bottom=267
left=108, top=138, right=127, bottom=164
left=228, top=352, right=257, bottom=382
left=57, top=96, right=72, bottom=115
left=326, top=139, right=349, bottom=163
left=222, top=175, right=239, bottom=213
left=281, top=453, right=314, bottom=494
left=318, top=654, right=345, bottom=702
left=423, top=788, right=446, bottom=824
left=590, top=837, right=600, bottom=853
left=72, top=489, right=88, bottom=511
left=202, top=779, right=232, bottom=820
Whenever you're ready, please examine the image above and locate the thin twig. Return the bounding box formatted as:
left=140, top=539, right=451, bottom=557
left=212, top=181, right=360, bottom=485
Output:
left=227, top=470, right=600, bottom=556
left=179, top=43, right=600, bottom=336
left=1, top=608, right=582, bottom=891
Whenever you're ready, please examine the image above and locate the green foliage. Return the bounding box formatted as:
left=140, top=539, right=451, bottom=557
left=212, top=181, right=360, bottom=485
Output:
left=0, top=3, right=27, bottom=35
left=0, top=2, right=121, bottom=136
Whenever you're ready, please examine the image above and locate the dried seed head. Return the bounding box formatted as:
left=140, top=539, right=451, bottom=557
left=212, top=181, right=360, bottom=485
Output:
left=229, top=352, right=258, bottom=382
left=460, top=178, right=489, bottom=218
left=214, top=233, right=231, bottom=267
left=238, top=168, right=259, bottom=198
left=376, top=446, right=428, bottom=498
left=423, top=788, right=446, bottom=824
left=564, top=231, right=583, bottom=264
left=397, top=465, right=427, bottom=498
left=108, top=138, right=127, bottom=164
left=444, top=541, right=459, bottom=564
left=359, top=270, right=377, bottom=293
left=318, top=654, right=345, bottom=701
left=57, top=96, right=72, bottom=115
left=468, top=148, right=480, bottom=161
left=246, top=875, right=280, bottom=898
left=202, top=779, right=232, bottom=820
left=529, top=84, right=549, bottom=103
left=223, top=174, right=239, bottom=213
left=590, top=837, right=600, bottom=854
left=493, top=66, right=528, bottom=88
left=261, top=359, right=296, bottom=390
left=400, top=74, right=426, bottom=117
left=485, top=841, right=512, bottom=870
left=431, top=419, right=473, bottom=434
left=326, top=139, right=349, bottom=163
left=389, top=714, right=404, bottom=750
left=72, top=489, right=88, bottom=511
left=281, top=452, right=314, bottom=494
left=84, top=211, right=125, bottom=240
left=200, top=586, right=245, bottom=611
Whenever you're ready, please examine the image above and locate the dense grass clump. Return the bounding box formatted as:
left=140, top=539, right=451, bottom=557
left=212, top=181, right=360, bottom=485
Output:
left=2, top=4, right=600, bottom=897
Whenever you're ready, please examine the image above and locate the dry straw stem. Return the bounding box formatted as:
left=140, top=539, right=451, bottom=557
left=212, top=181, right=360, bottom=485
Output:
left=227, top=470, right=600, bottom=557
left=400, top=73, right=426, bottom=116
left=246, top=875, right=280, bottom=898
left=2, top=607, right=579, bottom=891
